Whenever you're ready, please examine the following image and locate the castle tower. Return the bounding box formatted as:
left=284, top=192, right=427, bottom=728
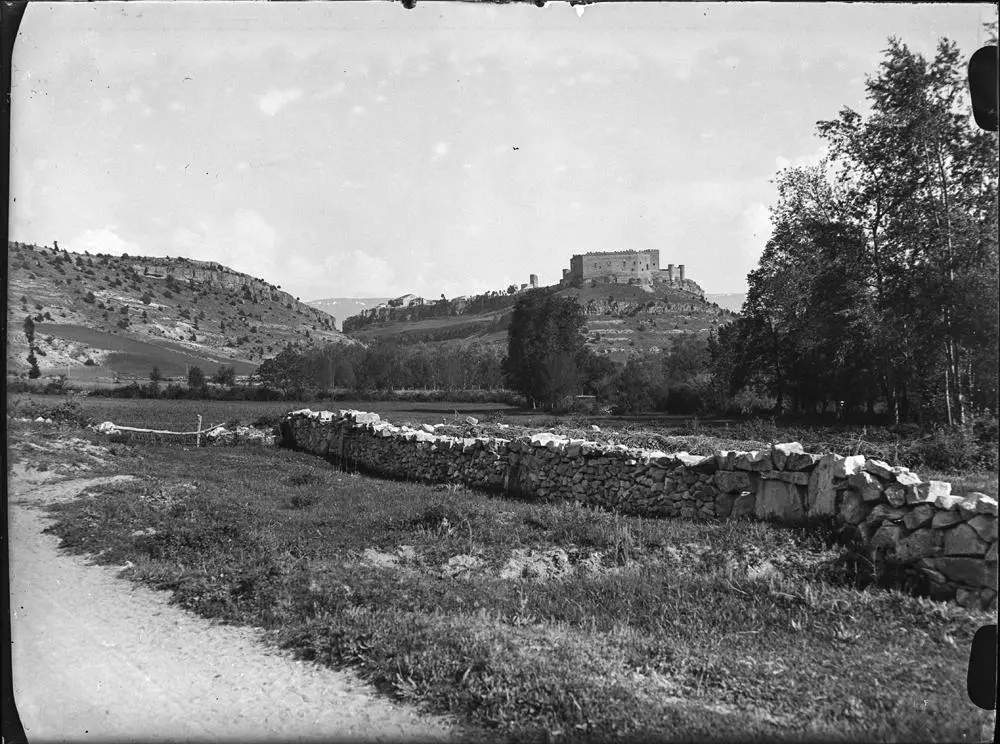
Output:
left=530, top=273, right=538, bottom=288
left=678, top=264, right=685, bottom=282
left=666, top=264, right=675, bottom=282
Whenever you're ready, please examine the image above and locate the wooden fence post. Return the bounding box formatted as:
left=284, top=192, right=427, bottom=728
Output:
left=196, top=414, right=203, bottom=448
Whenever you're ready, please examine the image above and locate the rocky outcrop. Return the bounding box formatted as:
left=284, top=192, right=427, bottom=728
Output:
left=281, top=409, right=998, bottom=611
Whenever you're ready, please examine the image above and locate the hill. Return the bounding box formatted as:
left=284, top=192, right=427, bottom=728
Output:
left=307, top=297, right=390, bottom=330
left=7, top=241, right=352, bottom=380
left=342, top=277, right=736, bottom=360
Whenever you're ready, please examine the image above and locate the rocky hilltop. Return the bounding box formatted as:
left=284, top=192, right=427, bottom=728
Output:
left=7, top=241, right=352, bottom=380
left=341, top=275, right=735, bottom=359
left=127, top=257, right=275, bottom=295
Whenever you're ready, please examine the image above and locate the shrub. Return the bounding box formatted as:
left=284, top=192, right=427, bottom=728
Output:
left=730, top=387, right=777, bottom=416
left=902, top=426, right=988, bottom=472
left=9, top=395, right=91, bottom=426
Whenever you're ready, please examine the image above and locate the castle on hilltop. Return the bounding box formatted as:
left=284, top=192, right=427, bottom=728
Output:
left=562, top=250, right=686, bottom=287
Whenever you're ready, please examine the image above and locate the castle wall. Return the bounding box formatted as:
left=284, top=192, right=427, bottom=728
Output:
left=282, top=409, right=999, bottom=611
left=570, top=250, right=660, bottom=283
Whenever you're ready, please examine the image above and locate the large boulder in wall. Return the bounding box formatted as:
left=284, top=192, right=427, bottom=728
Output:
left=755, top=479, right=807, bottom=523
left=806, top=453, right=840, bottom=517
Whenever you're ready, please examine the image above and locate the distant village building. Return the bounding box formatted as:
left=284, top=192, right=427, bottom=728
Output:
left=388, top=293, right=417, bottom=308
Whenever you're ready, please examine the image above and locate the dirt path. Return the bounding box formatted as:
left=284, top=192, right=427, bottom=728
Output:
left=8, top=465, right=462, bottom=742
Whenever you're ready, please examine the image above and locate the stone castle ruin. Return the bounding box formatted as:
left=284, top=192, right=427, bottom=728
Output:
left=562, top=250, right=694, bottom=293
left=560, top=249, right=705, bottom=297
left=343, top=252, right=704, bottom=333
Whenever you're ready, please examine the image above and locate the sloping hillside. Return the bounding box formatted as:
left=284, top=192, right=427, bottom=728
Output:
left=564, top=281, right=736, bottom=358
left=341, top=279, right=736, bottom=359
left=7, top=241, right=352, bottom=379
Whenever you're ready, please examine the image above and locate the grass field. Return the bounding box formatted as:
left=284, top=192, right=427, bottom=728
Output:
left=15, top=422, right=992, bottom=743
left=9, top=393, right=998, bottom=496
left=6, top=394, right=518, bottom=430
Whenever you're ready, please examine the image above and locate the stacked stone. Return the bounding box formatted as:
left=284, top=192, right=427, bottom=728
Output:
left=693, top=444, right=997, bottom=611
left=281, top=411, right=997, bottom=610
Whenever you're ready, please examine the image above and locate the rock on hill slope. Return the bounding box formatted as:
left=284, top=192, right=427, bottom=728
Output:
left=7, top=242, right=352, bottom=379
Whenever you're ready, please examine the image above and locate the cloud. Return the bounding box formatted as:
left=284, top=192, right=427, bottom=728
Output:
left=65, top=228, right=142, bottom=256
left=258, top=88, right=303, bottom=116
left=319, top=250, right=405, bottom=297
left=170, top=209, right=279, bottom=278
left=313, top=81, right=346, bottom=100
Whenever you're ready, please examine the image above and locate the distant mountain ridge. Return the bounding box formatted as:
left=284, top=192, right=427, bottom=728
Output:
left=704, top=292, right=746, bottom=313
left=7, top=241, right=352, bottom=380
left=307, top=297, right=390, bottom=330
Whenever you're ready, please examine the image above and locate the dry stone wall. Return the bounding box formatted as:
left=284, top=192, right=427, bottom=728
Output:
left=281, top=409, right=998, bottom=611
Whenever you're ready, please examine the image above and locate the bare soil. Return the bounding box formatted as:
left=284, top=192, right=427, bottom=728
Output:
left=8, top=463, right=461, bottom=742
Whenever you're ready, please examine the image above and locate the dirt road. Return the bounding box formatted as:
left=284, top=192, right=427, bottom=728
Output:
left=8, top=465, right=461, bottom=742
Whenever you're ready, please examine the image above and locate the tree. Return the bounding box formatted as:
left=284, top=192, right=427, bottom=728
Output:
left=720, top=36, right=998, bottom=425
left=187, top=366, right=206, bottom=391
left=503, top=291, right=588, bottom=409
left=815, top=37, right=998, bottom=424
left=614, top=358, right=658, bottom=413
left=212, top=365, right=236, bottom=386
left=149, top=366, right=163, bottom=383
left=258, top=346, right=308, bottom=396
left=23, top=315, right=35, bottom=346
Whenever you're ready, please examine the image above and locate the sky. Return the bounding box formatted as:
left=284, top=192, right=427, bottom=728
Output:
left=10, top=1, right=995, bottom=300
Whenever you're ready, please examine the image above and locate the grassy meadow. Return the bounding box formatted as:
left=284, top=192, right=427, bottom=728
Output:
left=7, top=416, right=994, bottom=743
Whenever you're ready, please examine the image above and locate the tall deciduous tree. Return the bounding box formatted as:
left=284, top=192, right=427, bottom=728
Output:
left=718, top=36, right=997, bottom=425
left=503, top=291, right=588, bottom=409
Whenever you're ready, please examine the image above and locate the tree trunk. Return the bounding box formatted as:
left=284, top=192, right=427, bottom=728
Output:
left=770, top=322, right=784, bottom=414
left=943, top=363, right=953, bottom=427
left=933, top=138, right=965, bottom=427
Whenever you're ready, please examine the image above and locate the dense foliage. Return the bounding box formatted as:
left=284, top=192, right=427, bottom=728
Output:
left=710, top=37, right=998, bottom=426
left=255, top=340, right=506, bottom=398
left=502, top=290, right=592, bottom=409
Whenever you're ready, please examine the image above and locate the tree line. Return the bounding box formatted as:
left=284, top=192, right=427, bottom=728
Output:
left=708, top=36, right=997, bottom=426
left=254, top=340, right=507, bottom=398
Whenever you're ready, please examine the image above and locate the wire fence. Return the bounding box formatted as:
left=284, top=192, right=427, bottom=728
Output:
left=95, top=415, right=275, bottom=447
